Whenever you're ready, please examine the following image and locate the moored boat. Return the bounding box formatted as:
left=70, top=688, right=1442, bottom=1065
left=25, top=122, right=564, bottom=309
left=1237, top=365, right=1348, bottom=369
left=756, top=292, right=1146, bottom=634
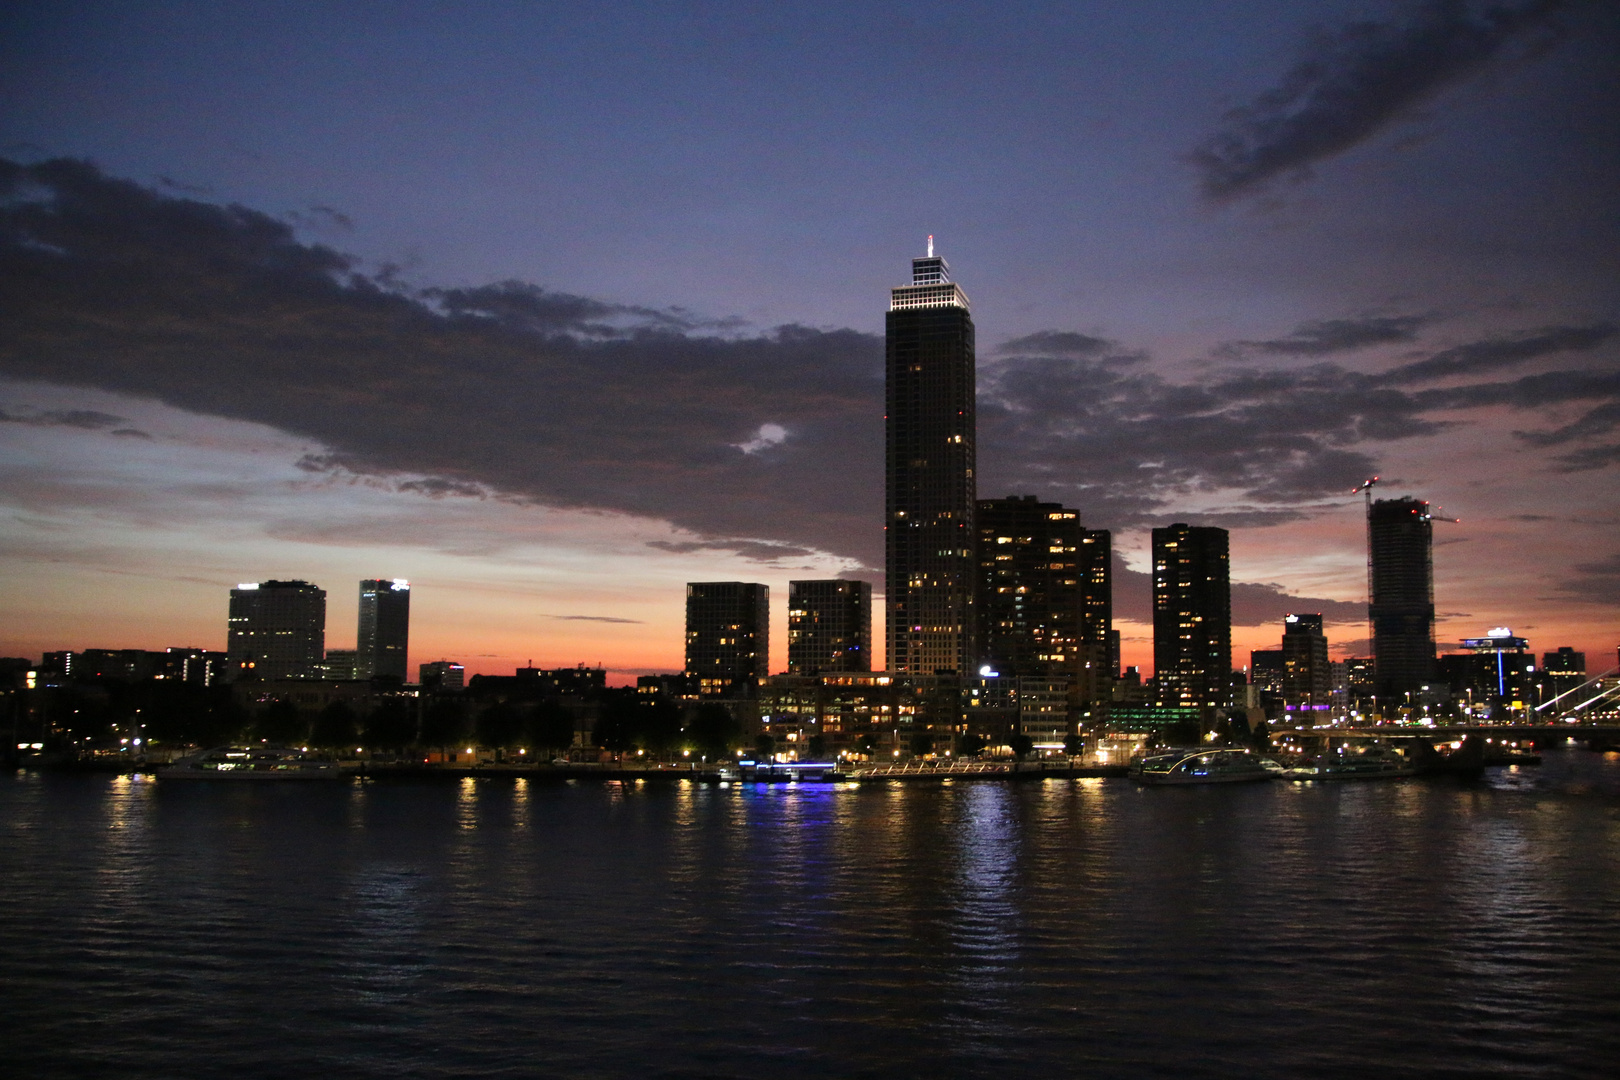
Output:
left=1277, top=736, right=1415, bottom=781
left=1129, top=747, right=1280, bottom=785
left=156, top=746, right=347, bottom=781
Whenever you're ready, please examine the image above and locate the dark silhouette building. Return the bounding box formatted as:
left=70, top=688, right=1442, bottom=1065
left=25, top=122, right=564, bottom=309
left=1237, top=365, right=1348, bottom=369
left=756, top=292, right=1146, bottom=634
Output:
left=1368, top=497, right=1436, bottom=701
left=685, top=582, right=769, bottom=697
left=419, top=660, right=465, bottom=692
left=227, top=580, right=326, bottom=680
left=1281, top=613, right=1331, bottom=715
left=1151, top=523, right=1231, bottom=710
left=787, top=580, right=872, bottom=674
left=357, top=578, right=411, bottom=682
left=886, top=242, right=976, bottom=675
left=975, top=495, right=1112, bottom=702
left=1541, top=647, right=1585, bottom=705
left=1344, top=656, right=1375, bottom=713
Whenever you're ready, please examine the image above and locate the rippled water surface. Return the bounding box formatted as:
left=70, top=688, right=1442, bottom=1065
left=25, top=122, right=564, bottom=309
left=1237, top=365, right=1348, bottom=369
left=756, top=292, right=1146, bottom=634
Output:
left=4, top=749, right=1619, bottom=1079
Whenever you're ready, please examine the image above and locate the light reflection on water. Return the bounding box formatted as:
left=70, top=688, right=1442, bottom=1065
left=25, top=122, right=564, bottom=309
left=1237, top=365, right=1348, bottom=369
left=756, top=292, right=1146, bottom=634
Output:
left=2, top=750, right=1619, bottom=1079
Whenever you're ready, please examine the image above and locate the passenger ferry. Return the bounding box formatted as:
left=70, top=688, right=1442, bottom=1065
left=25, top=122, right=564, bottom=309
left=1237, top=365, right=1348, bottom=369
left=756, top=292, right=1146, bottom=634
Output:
left=1128, top=748, right=1280, bottom=785
left=156, top=746, right=347, bottom=781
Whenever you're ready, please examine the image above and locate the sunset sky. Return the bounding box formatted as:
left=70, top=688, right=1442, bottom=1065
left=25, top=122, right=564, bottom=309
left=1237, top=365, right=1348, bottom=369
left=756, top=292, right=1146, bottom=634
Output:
left=3, top=0, right=1617, bottom=681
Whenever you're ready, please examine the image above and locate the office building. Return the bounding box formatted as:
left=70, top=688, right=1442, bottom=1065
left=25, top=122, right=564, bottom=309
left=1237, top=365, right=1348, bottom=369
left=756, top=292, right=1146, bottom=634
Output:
left=886, top=242, right=976, bottom=676
left=1249, top=650, right=1284, bottom=696
left=1541, top=647, right=1586, bottom=704
left=975, top=495, right=1112, bottom=702
left=1151, top=523, right=1231, bottom=710
left=1368, top=497, right=1436, bottom=700
left=1460, top=627, right=1533, bottom=713
left=1344, top=656, right=1375, bottom=713
left=419, top=660, right=466, bottom=692
left=357, top=578, right=411, bottom=682
left=787, top=580, right=872, bottom=673
left=227, top=580, right=326, bottom=680
left=760, top=671, right=959, bottom=758
left=163, top=647, right=227, bottom=686
left=685, top=582, right=769, bottom=697
left=1280, top=613, right=1331, bottom=714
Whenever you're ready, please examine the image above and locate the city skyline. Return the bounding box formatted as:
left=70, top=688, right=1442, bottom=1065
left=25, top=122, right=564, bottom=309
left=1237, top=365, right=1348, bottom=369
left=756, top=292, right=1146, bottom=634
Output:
left=2, top=2, right=1617, bottom=679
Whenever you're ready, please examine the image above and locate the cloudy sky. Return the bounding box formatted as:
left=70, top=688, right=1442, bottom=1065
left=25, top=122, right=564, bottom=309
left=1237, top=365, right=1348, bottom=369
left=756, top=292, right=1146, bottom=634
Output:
left=3, top=0, right=1617, bottom=680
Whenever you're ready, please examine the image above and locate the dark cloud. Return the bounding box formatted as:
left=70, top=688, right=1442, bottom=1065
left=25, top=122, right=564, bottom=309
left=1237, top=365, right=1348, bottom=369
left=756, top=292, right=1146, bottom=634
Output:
left=1546, top=442, right=1620, bottom=472
left=997, top=331, right=1126, bottom=359
left=646, top=538, right=819, bottom=563
left=0, top=158, right=883, bottom=562
left=1227, top=315, right=1433, bottom=357
left=1109, top=551, right=1364, bottom=628
left=2, top=158, right=1616, bottom=571
left=983, top=321, right=1620, bottom=530
left=544, top=614, right=645, bottom=624
left=156, top=176, right=212, bottom=195
left=1191, top=0, right=1573, bottom=200
left=395, top=476, right=488, bottom=499
left=1522, top=396, right=1620, bottom=465
left=1555, top=551, right=1620, bottom=605
left=0, top=406, right=127, bottom=429
left=1380, top=323, right=1616, bottom=383
left=109, top=427, right=153, bottom=439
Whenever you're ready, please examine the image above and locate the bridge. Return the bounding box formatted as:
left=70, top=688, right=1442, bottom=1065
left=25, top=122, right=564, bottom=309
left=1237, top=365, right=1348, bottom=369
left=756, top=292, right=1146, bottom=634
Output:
left=1271, top=723, right=1620, bottom=747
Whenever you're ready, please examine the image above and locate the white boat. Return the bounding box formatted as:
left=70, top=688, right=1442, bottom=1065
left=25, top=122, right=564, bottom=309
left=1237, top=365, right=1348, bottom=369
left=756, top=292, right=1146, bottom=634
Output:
left=156, top=746, right=347, bottom=781
left=1277, top=737, right=1415, bottom=781
left=1129, top=748, right=1280, bottom=785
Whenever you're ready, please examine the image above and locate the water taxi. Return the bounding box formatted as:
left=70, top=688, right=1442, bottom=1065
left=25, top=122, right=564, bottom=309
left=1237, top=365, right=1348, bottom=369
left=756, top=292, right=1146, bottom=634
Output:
left=156, top=746, right=347, bottom=781
left=1129, top=748, right=1280, bottom=785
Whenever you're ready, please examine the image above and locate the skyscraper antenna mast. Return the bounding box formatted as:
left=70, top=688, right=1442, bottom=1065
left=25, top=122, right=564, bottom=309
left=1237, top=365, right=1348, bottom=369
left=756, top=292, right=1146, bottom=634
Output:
left=927, top=235, right=933, bottom=258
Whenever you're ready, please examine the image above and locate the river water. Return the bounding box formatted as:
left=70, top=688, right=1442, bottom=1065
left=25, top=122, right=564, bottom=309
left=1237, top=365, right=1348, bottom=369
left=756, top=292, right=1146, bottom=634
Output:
left=3, top=748, right=1618, bottom=1079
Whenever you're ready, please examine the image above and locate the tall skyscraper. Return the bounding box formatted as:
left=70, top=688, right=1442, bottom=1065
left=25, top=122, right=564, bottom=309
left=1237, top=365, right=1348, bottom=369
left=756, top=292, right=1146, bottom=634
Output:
left=227, top=580, right=326, bottom=680
left=1151, top=523, right=1231, bottom=710
left=1280, top=613, right=1331, bottom=714
left=685, top=582, right=770, bottom=697
left=788, top=580, right=872, bottom=674
left=357, top=578, right=411, bottom=682
left=1080, top=527, right=1113, bottom=701
left=886, top=241, right=976, bottom=675
left=1368, top=497, right=1435, bottom=700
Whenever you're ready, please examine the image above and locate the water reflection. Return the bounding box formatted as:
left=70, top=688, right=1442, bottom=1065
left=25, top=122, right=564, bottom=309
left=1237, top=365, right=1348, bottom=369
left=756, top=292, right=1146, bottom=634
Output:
left=5, top=752, right=1620, bottom=1078
left=456, top=776, right=478, bottom=830
left=511, top=777, right=529, bottom=831
left=945, top=784, right=1021, bottom=1019
left=342, top=866, right=428, bottom=1009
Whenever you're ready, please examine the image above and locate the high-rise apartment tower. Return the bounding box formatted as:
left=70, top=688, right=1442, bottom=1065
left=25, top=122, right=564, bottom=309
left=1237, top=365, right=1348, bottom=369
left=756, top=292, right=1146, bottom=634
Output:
left=227, top=580, right=326, bottom=680
left=1281, top=613, right=1331, bottom=713
left=787, top=580, right=872, bottom=674
left=975, top=495, right=1112, bottom=701
left=685, top=582, right=770, bottom=697
left=1151, top=524, right=1231, bottom=710
left=357, top=578, right=411, bottom=682
left=1368, top=497, right=1435, bottom=700
left=886, top=241, right=976, bottom=675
